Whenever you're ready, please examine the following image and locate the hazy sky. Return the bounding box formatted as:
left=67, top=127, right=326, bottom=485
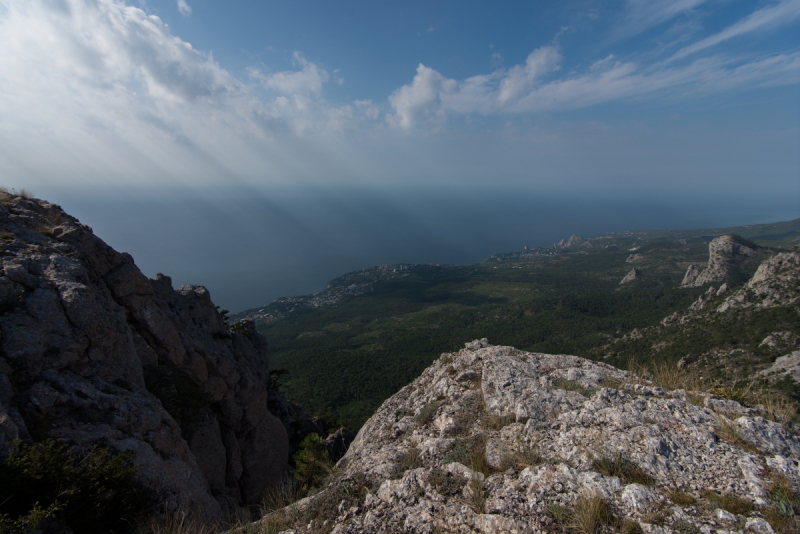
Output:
left=1, top=0, right=798, bottom=193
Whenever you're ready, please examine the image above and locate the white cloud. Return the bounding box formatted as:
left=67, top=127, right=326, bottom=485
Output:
left=387, top=23, right=800, bottom=129
left=387, top=64, right=457, bottom=128
left=0, top=0, right=377, bottom=187
left=616, top=0, right=711, bottom=38
left=249, top=52, right=330, bottom=97
left=177, top=0, right=191, bottom=16
left=670, top=0, right=800, bottom=61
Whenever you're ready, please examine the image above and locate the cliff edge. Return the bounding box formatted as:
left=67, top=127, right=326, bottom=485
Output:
left=0, top=192, right=288, bottom=522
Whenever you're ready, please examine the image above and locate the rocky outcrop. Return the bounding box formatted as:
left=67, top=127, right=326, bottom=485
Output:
left=619, top=267, right=641, bottom=285
left=0, top=193, right=289, bottom=521
left=555, top=235, right=586, bottom=249
left=291, top=340, right=799, bottom=533
left=681, top=234, right=759, bottom=288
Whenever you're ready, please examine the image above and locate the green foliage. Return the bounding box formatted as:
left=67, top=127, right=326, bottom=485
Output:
left=0, top=439, right=152, bottom=534
left=292, top=434, right=332, bottom=490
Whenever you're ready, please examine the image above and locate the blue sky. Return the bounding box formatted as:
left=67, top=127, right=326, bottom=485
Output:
left=0, top=0, right=798, bottom=194
left=0, top=0, right=798, bottom=311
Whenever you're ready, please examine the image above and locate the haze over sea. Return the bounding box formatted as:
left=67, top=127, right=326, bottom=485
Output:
left=45, top=185, right=800, bottom=313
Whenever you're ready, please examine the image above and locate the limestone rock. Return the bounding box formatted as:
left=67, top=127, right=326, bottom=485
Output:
left=0, top=193, right=289, bottom=522
left=681, top=234, right=759, bottom=288
left=286, top=341, right=799, bottom=533
left=619, top=268, right=641, bottom=285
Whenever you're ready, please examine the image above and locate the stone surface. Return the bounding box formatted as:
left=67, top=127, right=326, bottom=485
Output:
left=0, top=194, right=290, bottom=522
left=619, top=267, right=641, bottom=285
left=681, top=234, right=759, bottom=288
left=291, top=340, right=800, bottom=533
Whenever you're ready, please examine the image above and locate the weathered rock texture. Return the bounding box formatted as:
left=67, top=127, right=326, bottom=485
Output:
left=291, top=339, right=799, bottom=533
left=0, top=193, right=288, bottom=521
left=681, top=234, right=759, bottom=288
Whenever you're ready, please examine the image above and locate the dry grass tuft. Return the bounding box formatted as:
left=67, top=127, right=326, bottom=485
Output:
left=140, top=511, right=219, bottom=534
left=570, top=493, right=613, bottom=534
left=466, top=477, right=486, bottom=514
left=592, top=453, right=653, bottom=485
left=668, top=489, right=697, bottom=507
left=701, top=489, right=753, bottom=515
left=713, top=412, right=761, bottom=454
left=390, top=446, right=422, bottom=479
left=484, top=413, right=516, bottom=430
left=501, top=446, right=542, bottom=471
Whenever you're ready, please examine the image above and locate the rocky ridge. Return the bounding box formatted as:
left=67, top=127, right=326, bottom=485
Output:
left=681, top=235, right=761, bottom=288
left=0, top=193, right=299, bottom=522
left=276, top=339, right=799, bottom=533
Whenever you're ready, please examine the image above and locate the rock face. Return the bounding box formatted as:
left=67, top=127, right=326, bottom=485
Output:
left=300, top=339, right=799, bottom=533
left=619, top=267, right=641, bottom=285
left=681, top=234, right=759, bottom=288
left=0, top=193, right=288, bottom=521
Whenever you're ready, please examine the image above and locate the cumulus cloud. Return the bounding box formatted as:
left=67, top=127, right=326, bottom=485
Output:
left=387, top=14, right=800, bottom=130
left=177, top=0, right=191, bottom=16
left=387, top=64, right=457, bottom=128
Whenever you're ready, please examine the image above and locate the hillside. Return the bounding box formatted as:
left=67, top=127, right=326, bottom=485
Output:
left=234, top=219, right=799, bottom=429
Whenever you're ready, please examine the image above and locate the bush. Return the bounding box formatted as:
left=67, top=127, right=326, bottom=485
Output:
left=0, top=439, right=152, bottom=534
left=292, top=434, right=332, bottom=490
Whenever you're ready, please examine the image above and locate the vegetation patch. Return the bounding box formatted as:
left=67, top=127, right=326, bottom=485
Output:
left=668, top=490, right=697, bottom=507
left=293, top=434, right=333, bottom=491
left=390, top=447, right=422, bottom=480
left=414, top=401, right=440, bottom=425
left=500, top=446, right=543, bottom=471
left=0, top=439, right=152, bottom=534
left=428, top=468, right=467, bottom=496
left=554, top=379, right=598, bottom=398
left=484, top=413, right=516, bottom=430
left=592, top=453, right=654, bottom=485
left=701, top=489, right=753, bottom=515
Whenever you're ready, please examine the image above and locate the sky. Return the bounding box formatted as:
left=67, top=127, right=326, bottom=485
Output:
left=0, top=0, right=799, bottom=310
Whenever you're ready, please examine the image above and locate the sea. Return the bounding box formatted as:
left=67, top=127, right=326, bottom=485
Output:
left=44, top=185, right=800, bottom=313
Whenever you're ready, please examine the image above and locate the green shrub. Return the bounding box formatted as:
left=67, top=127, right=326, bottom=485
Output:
left=0, top=439, right=152, bottom=534
left=292, top=434, right=332, bottom=490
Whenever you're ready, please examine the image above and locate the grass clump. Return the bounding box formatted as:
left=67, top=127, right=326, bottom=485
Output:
left=570, top=494, right=614, bottom=534
left=554, top=379, right=597, bottom=398
left=448, top=391, right=484, bottom=436
left=0, top=439, right=152, bottom=534
left=414, top=401, right=440, bottom=425
left=713, top=412, right=761, bottom=454
left=390, top=447, right=422, bottom=479
left=668, top=490, right=697, bottom=507
left=443, top=434, right=489, bottom=475
left=484, top=413, right=516, bottom=430
left=500, top=445, right=542, bottom=471
left=592, top=453, right=654, bottom=485
left=701, top=489, right=753, bottom=515
left=466, top=477, right=486, bottom=514
left=762, top=469, right=800, bottom=533
left=428, top=468, right=467, bottom=496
